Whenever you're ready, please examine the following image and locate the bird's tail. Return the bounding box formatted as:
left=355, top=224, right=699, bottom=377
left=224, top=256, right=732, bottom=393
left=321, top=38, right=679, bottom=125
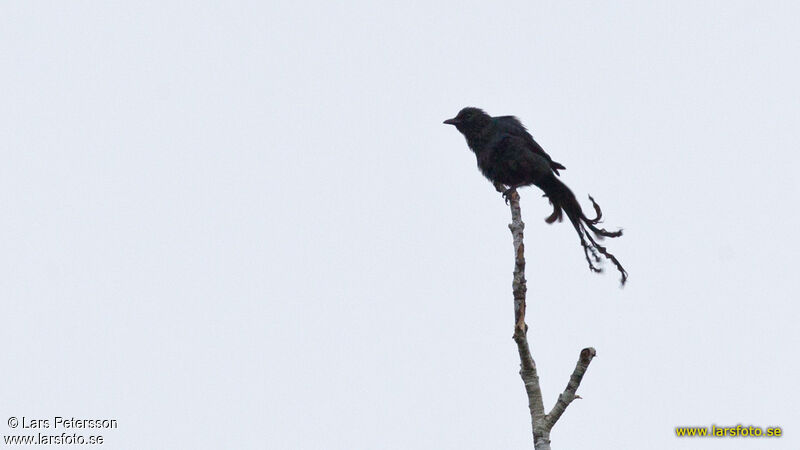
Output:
left=539, top=175, right=628, bottom=285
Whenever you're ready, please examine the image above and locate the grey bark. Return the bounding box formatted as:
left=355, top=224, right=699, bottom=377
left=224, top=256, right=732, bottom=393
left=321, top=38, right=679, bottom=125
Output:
left=503, top=187, right=597, bottom=449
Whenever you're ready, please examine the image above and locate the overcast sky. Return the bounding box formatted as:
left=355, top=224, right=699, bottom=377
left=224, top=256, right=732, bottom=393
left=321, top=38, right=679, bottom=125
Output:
left=2, top=1, right=798, bottom=449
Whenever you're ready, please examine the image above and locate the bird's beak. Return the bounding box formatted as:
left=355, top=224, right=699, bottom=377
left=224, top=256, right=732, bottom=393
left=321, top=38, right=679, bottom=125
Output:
left=443, top=118, right=460, bottom=125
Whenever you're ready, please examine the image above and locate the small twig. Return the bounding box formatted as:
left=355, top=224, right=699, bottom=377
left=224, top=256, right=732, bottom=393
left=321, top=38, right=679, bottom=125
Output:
left=544, top=347, right=597, bottom=431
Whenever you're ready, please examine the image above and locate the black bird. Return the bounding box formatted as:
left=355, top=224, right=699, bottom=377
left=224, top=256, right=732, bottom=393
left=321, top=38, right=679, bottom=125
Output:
left=444, top=107, right=627, bottom=285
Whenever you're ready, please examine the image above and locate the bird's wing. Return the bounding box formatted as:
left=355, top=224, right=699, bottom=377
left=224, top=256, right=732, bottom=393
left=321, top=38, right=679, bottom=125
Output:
left=490, top=134, right=554, bottom=185
left=494, top=116, right=566, bottom=175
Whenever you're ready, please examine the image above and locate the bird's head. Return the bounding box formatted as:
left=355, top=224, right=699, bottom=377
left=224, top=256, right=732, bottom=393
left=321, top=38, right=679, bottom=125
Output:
left=443, top=107, right=491, bottom=136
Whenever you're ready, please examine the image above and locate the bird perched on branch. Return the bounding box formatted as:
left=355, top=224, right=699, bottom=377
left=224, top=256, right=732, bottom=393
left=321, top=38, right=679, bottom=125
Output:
left=444, top=107, right=627, bottom=285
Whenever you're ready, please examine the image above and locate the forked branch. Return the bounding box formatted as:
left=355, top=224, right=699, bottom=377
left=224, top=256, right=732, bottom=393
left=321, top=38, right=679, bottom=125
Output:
left=503, top=187, right=597, bottom=449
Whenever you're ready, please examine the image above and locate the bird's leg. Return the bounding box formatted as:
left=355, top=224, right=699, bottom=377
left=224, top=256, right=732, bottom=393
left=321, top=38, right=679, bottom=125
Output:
left=502, top=186, right=519, bottom=205
left=492, top=181, right=516, bottom=204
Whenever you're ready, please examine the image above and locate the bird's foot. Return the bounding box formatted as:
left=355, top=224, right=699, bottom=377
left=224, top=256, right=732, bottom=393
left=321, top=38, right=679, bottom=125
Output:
left=502, top=188, right=517, bottom=205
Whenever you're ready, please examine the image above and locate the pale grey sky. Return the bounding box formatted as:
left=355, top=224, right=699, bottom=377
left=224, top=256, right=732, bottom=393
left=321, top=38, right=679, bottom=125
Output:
left=1, top=1, right=798, bottom=449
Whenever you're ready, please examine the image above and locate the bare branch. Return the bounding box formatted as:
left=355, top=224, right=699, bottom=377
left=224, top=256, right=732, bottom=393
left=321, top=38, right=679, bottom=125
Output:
left=506, top=188, right=549, bottom=449
left=544, top=347, right=597, bottom=431
left=504, top=188, right=598, bottom=449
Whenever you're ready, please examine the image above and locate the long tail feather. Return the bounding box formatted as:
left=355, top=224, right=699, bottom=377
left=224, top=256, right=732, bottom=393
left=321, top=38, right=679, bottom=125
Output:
left=538, top=176, right=627, bottom=285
